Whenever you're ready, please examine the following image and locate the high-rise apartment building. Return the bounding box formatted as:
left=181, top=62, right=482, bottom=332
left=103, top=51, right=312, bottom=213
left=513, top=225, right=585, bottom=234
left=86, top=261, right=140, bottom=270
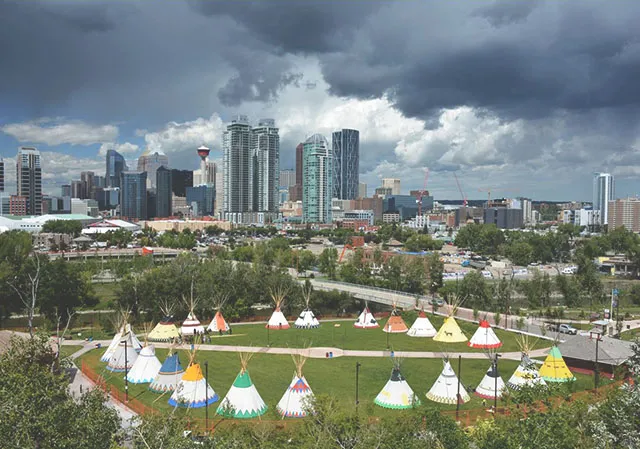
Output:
left=382, top=178, right=401, bottom=195
left=593, top=173, right=614, bottom=226
left=303, top=134, right=333, bottom=223
left=16, top=147, right=42, bottom=215
left=106, top=149, right=128, bottom=188
left=332, top=129, right=359, bottom=200
left=358, top=182, right=367, bottom=199
left=608, top=198, right=640, bottom=232
left=137, top=150, right=169, bottom=189
left=223, top=115, right=252, bottom=214
left=289, top=143, right=304, bottom=202
left=156, top=166, right=172, bottom=218
left=223, top=116, right=280, bottom=223
left=120, top=171, right=147, bottom=220
left=280, top=169, right=296, bottom=188
left=81, top=171, right=94, bottom=199
left=61, top=184, right=71, bottom=197
left=0, top=157, right=4, bottom=192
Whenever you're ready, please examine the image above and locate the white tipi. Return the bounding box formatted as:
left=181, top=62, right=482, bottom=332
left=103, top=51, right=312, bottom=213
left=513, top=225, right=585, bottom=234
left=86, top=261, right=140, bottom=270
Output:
left=294, top=284, right=320, bottom=329
left=106, top=329, right=139, bottom=372
left=101, top=312, right=127, bottom=363
left=507, top=335, right=546, bottom=390
left=180, top=283, right=205, bottom=337
left=169, top=345, right=218, bottom=408
left=467, top=319, right=502, bottom=349
left=217, top=352, right=268, bottom=419
left=374, top=358, right=421, bottom=409
left=276, top=349, right=315, bottom=418
left=207, top=292, right=231, bottom=334
left=407, top=309, right=437, bottom=337
left=354, top=302, right=379, bottom=329
left=426, top=358, right=470, bottom=404
left=475, top=354, right=506, bottom=400
left=126, top=326, right=162, bottom=384
left=266, top=285, right=290, bottom=330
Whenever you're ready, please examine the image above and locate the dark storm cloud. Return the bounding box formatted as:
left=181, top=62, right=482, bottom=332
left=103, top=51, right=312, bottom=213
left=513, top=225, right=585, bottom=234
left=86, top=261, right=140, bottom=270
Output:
left=473, top=0, right=541, bottom=27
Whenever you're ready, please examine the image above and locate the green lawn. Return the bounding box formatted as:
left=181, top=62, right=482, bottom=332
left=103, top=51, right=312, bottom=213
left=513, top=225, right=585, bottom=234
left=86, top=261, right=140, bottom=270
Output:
left=201, top=316, right=524, bottom=353
left=620, top=328, right=640, bottom=341
left=60, top=345, right=84, bottom=359
left=88, top=283, right=118, bottom=310
left=81, top=346, right=599, bottom=421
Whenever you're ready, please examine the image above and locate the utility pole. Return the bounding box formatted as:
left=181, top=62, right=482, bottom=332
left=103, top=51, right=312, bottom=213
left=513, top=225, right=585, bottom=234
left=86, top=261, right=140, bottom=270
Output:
left=355, top=362, right=361, bottom=409
left=205, top=361, right=209, bottom=432
left=124, top=338, right=129, bottom=403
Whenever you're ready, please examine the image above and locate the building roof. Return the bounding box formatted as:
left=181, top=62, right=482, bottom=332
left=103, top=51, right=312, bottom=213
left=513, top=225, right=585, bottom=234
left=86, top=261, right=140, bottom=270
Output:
left=559, top=336, right=634, bottom=367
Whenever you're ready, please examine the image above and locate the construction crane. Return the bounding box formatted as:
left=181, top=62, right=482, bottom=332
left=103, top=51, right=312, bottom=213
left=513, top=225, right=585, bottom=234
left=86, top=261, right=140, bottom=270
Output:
left=416, top=168, right=430, bottom=216
left=478, top=187, right=520, bottom=207
left=453, top=172, right=467, bottom=207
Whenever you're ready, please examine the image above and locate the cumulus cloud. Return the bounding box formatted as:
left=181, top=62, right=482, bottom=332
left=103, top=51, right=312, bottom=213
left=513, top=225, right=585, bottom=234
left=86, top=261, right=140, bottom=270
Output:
left=143, top=114, right=225, bottom=155
left=1, top=118, right=118, bottom=146
left=98, top=142, right=139, bottom=157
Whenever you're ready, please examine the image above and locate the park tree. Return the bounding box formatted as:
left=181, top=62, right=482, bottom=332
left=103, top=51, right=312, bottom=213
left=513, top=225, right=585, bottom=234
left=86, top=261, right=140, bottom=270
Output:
left=555, top=274, right=581, bottom=308
left=41, top=219, right=83, bottom=237
left=506, top=241, right=534, bottom=266
left=318, top=248, right=338, bottom=280
left=39, top=258, right=96, bottom=323
left=294, top=249, right=316, bottom=274
left=460, top=270, right=490, bottom=310
left=427, top=252, right=444, bottom=294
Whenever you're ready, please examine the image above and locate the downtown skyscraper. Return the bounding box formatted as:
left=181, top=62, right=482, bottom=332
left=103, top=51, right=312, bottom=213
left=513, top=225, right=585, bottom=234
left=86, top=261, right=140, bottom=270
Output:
left=16, top=147, right=42, bottom=215
left=332, top=129, right=359, bottom=200
left=120, top=171, right=147, bottom=220
left=106, top=149, right=128, bottom=188
left=303, top=134, right=333, bottom=224
left=0, top=156, right=4, bottom=192
left=593, top=172, right=614, bottom=226
left=223, top=115, right=280, bottom=223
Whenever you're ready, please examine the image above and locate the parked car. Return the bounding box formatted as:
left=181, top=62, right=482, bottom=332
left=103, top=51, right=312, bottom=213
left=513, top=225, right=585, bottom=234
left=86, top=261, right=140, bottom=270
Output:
left=546, top=323, right=578, bottom=335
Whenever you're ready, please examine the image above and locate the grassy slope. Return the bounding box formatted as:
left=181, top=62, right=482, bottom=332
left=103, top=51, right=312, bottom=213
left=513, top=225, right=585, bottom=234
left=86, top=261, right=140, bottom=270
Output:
left=81, top=346, right=599, bottom=421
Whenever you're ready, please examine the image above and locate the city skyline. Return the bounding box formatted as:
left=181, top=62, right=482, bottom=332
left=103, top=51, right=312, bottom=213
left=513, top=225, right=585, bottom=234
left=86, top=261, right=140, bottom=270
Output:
left=2, top=2, right=640, bottom=201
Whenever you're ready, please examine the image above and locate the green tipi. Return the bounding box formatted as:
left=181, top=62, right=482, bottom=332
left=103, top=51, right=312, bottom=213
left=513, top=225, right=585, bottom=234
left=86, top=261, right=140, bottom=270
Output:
left=216, top=352, right=268, bottom=419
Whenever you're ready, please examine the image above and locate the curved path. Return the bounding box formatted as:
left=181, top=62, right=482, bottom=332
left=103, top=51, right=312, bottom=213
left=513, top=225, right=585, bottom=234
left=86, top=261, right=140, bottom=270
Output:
left=64, top=339, right=548, bottom=361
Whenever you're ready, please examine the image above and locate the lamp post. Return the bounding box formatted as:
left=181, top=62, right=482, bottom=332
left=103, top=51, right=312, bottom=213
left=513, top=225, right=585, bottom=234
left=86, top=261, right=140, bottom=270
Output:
left=456, top=355, right=462, bottom=421
left=355, top=362, right=361, bottom=409
left=386, top=322, right=390, bottom=349
left=267, top=324, right=270, bottom=347
left=594, top=335, right=600, bottom=390
left=493, top=354, right=501, bottom=411
left=124, top=338, right=129, bottom=403
left=205, top=361, right=209, bottom=432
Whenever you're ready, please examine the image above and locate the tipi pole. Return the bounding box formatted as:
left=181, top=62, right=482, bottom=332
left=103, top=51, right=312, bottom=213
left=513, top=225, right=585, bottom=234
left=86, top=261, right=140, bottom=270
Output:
left=456, top=355, right=461, bottom=421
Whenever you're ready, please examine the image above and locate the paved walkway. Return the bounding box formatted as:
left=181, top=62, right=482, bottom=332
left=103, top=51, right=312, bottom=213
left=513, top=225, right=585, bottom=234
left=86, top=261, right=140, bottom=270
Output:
left=66, top=339, right=547, bottom=361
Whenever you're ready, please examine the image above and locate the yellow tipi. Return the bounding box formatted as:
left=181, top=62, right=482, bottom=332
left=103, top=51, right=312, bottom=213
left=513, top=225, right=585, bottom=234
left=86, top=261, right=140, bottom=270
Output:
left=539, top=345, right=575, bottom=382
left=433, top=300, right=467, bottom=343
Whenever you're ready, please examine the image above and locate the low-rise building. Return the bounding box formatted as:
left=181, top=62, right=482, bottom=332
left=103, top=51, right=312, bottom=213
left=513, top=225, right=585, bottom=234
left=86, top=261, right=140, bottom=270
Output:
left=33, top=232, right=72, bottom=248
left=141, top=219, right=232, bottom=233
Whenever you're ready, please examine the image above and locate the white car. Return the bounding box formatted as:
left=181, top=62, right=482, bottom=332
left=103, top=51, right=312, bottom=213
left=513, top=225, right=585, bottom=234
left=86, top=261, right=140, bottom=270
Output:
left=481, top=270, right=493, bottom=279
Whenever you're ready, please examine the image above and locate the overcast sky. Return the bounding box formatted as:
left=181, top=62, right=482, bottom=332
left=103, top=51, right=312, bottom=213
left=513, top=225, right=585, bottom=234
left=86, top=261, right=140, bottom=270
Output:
left=2, top=0, right=640, bottom=201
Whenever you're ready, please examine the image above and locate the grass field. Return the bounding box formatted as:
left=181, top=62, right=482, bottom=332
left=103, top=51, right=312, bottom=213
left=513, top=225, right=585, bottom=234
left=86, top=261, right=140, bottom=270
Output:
left=198, top=316, right=525, bottom=353
left=81, top=346, right=600, bottom=421
left=60, top=345, right=83, bottom=359
left=620, top=328, right=640, bottom=341
left=88, top=283, right=118, bottom=310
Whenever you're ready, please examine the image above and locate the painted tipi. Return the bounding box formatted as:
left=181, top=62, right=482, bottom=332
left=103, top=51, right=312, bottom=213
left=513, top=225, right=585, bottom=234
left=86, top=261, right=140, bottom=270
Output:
left=294, top=284, right=320, bottom=329
left=169, top=346, right=218, bottom=408
left=266, top=285, right=290, bottom=330
left=539, top=345, right=575, bottom=382
left=507, top=335, right=546, bottom=390
left=148, top=302, right=180, bottom=342
left=180, top=284, right=205, bottom=336
left=217, top=352, right=268, bottom=419
left=475, top=356, right=506, bottom=400
left=433, top=302, right=467, bottom=343
left=426, top=359, right=470, bottom=404
left=207, top=292, right=231, bottom=334
left=150, top=348, right=185, bottom=394
left=468, top=320, right=502, bottom=349
left=354, top=302, right=379, bottom=329
left=407, top=309, right=437, bottom=337
left=276, top=350, right=315, bottom=418
left=106, top=329, right=139, bottom=372
left=382, top=304, right=408, bottom=333
left=126, top=336, right=162, bottom=384
left=101, top=312, right=127, bottom=363
left=374, top=359, right=421, bottom=409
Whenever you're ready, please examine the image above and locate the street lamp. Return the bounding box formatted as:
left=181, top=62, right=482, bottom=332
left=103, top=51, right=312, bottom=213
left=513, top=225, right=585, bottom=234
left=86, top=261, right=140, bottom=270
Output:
left=124, top=338, right=129, bottom=403
left=493, top=354, right=502, bottom=411
left=205, top=361, right=209, bottom=432
left=355, top=362, right=362, bottom=409
left=455, top=355, right=462, bottom=421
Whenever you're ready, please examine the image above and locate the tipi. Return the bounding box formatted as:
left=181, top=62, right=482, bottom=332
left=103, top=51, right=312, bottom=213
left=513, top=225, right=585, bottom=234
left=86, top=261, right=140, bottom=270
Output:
left=126, top=328, right=162, bottom=384
left=106, top=329, right=139, bottom=372
left=217, top=352, right=268, bottom=419
left=150, top=347, right=185, bottom=394
left=467, top=320, right=502, bottom=349
left=180, top=284, right=205, bottom=337
left=382, top=303, right=408, bottom=333
left=294, top=284, right=320, bottom=329
left=276, top=349, right=315, bottom=418
left=266, top=285, right=290, bottom=330
left=148, top=302, right=180, bottom=342
left=539, top=345, right=575, bottom=382
left=426, top=358, right=470, bottom=404
left=507, top=335, right=546, bottom=390
left=374, top=358, right=421, bottom=409
left=169, top=345, right=218, bottom=408
left=207, top=292, right=231, bottom=334
left=407, top=309, right=437, bottom=337
left=475, top=355, right=506, bottom=400
left=101, top=312, right=127, bottom=363
left=354, top=302, right=379, bottom=329
left=433, top=301, right=467, bottom=343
